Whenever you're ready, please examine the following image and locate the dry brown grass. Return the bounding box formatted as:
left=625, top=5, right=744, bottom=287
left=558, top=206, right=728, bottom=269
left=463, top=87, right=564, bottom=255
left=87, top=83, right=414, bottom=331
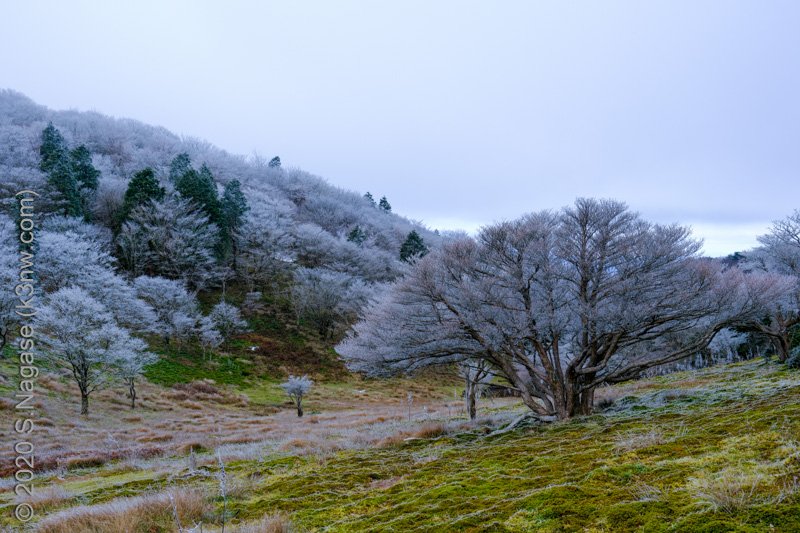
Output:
left=34, top=488, right=207, bottom=533
left=0, top=367, right=479, bottom=484
left=17, top=485, right=74, bottom=511
left=180, top=400, right=205, bottom=410
left=377, top=421, right=449, bottom=448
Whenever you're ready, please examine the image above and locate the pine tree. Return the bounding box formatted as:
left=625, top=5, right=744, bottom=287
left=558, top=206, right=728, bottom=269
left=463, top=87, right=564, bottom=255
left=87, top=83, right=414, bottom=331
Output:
left=364, top=192, right=376, bottom=206
left=347, top=225, right=366, bottom=245
left=379, top=196, right=392, bottom=212
left=70, top=145, right=100, bottom=222
left=218, top=179, right=249, bottom=261
left=168, top=153, right=192, bottom=184
left=115, top=167, right=165, bottom=231
left=269, top=156, right=281, bottom=168
left=400, top=230, right=427, bottom=261
left=176, top=163, right=220, bottom=224
left=70, top=145, right=100, bottom=191
left=47, top=155, right=82, bottom=217
left=39, top=123, right=67, bottom=173
left=39, top=124, right=82, bottom=217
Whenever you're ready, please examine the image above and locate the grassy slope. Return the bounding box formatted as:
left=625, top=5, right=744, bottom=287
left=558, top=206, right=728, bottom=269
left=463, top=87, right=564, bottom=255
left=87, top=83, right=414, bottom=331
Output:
left=227, top=360, right=800, bottom=532
left=3, top=359, right=799, bottom=532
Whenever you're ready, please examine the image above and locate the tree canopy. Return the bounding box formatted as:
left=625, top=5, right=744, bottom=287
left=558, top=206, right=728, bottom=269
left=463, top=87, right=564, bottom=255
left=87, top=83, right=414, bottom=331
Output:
left=339, top=199, right=786, bottom=419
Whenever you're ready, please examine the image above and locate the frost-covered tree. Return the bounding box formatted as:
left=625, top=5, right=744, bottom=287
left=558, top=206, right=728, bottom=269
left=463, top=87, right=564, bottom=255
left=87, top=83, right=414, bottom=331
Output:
left=743, top=210, right=800, bottom=362
left=134, top=276, right=202, bottom=352
left=92, top=176, right=128, bottom=229
left=364, top=192, right=376, bottom=207
left=197, top=316, right=223, bottom=359
left=237, top=197, right=295, bottom=291
left=209, top=301, right=249, bottom=350
left=379, top=196, right=391, bottom=212
left=288, top=267, right=372, bottom=341
left=36, top=287, right=140, bottom=415
left=113, top=342, right=157, bottom=409
left=40, top=215, right=113, bottom=252
left=34, top=226, right=157, bottom=335
left=282, top=374, right=312, bottom=417
left=0, top=221, right=17, bottom=354
left=400, top=230, right=427, bottom=261
left=118, top=197, right=219, bottom=290
left=340, top=199, right=786, bottom=419
left=268, top=156, right=281, bottom=168
left=36, top=230, right=115, bottom=293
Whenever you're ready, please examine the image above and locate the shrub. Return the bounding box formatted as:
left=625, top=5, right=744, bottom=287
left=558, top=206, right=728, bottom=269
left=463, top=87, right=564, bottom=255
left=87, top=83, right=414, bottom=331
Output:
left=17, top=486, right=74, bottom=511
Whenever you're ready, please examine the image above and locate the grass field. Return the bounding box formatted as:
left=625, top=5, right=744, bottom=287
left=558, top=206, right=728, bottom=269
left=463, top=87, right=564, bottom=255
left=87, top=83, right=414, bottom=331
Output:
left=1, top=359, right=799, bottom=532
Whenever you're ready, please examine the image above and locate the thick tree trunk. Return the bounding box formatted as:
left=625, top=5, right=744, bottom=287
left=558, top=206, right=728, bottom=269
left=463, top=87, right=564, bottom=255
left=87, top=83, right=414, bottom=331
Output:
left=80, top=392, right=89, bottom=416
left=297, top=404, right=303, bottom=417
left=556, top=378, right=594, bottom=419
left=772, top=333, right=791, bottom=363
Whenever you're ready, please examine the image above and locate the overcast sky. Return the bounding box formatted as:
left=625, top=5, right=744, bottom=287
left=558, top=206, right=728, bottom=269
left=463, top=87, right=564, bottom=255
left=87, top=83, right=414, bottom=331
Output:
left=3, top=1, right=798, bottom=256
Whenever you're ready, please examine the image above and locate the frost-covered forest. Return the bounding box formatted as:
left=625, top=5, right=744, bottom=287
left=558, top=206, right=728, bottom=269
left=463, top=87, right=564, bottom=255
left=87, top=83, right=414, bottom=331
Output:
left=2, top=89, right=800, bottom=419
left=0, top=89, right=442, bottom=414
left=1, top=90, right=800, bottom=532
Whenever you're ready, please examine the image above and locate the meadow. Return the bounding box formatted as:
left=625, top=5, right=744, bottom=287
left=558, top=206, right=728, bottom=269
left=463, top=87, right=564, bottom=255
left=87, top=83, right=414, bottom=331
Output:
left=1, top=357, right=799, bottom=532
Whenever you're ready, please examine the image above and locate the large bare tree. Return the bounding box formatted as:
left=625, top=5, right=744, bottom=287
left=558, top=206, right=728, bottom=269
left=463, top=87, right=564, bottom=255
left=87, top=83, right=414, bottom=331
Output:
left=743, top=210, right=800, bottom=363
left=339, top=199, right=787, bottom=419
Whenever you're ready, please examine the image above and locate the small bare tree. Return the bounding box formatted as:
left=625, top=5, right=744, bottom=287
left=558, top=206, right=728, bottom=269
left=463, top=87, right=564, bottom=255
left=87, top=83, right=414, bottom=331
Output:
left=282, top=375, right=313, bottom=417
left=458, top=359, right=493, bottom=420
left=114, top=347, right=157, bottom=409
left=209, top=301, right=249, bottom=351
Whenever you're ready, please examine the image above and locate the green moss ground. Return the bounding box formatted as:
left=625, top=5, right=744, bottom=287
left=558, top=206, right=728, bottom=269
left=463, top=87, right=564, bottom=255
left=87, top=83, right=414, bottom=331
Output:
left=4, top=359, right=800, bottom=531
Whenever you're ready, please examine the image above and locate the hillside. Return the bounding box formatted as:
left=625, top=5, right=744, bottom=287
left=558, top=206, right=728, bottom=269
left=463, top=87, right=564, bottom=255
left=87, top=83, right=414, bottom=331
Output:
left=1, top=359, right=798, bottom=532
left=0, top=89, right=444, bottom=385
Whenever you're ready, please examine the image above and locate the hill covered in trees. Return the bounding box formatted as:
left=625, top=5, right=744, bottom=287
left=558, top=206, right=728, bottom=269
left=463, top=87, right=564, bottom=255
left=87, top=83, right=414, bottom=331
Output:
left=0, top=89, right=445, bottom=408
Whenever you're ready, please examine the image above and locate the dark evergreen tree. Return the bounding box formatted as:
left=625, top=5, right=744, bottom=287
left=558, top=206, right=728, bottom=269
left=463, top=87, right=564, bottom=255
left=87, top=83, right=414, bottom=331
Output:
left=69, top=146, right=100, bottom=191
left=364, top=192, right=376, bottom=206
left=218, top=178, right=249, bottom=261
left=70, top=145, right=100, bottom=221
left=114, top=167, right=165, bottom=231
left=176, top=163, right=220, bottom=224
left=347, top=225, right=366, bottom=245
left=168, top=153, right=192, bottom=184
left=400, top=230, right=427, bottom=261
left=379, top=196, right=392, bottom=212
left=39, top=124, right=82, bottom=217
left=269, top=156, right=281, bottom=168
left=39, top=123, right=67, bottom=173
